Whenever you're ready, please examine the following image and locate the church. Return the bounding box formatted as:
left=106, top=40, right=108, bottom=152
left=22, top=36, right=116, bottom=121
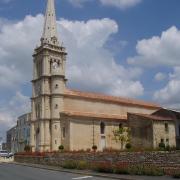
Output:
left=30, top=0, right=178, bottom=152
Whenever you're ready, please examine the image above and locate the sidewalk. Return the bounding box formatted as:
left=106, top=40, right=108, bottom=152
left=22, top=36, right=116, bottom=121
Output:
left=10, top=162, right=175, bottom=180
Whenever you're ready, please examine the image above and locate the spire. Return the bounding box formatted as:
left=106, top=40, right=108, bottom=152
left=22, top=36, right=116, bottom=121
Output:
left=41, top=0, right=59, bottom=45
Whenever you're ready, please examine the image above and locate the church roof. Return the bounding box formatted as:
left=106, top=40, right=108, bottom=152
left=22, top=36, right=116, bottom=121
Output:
left=65, top=89, right=160, bottom=109
left=61, top=111, right=127, bottom=121
left=128, top=113, right=174, bottom=121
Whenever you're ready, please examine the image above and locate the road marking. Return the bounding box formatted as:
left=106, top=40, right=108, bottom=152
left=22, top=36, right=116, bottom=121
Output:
left=72, top=176, right=93, bottom=179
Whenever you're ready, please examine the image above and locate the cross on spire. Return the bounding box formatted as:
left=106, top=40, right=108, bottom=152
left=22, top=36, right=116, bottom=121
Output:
left=41, top=0, right=59, bottom=45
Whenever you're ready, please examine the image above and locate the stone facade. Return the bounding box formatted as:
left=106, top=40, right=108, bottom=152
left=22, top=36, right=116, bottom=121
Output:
left=128, top=113, right=176, bottom=149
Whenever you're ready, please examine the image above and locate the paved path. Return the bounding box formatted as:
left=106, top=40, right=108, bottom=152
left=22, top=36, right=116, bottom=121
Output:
left=0, top=163, right=114, bottom=180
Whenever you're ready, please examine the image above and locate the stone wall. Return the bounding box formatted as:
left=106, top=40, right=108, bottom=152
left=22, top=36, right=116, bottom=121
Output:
left=128, top=114, right=153, bottom=148
left=15, top=151, right=180, bottom=168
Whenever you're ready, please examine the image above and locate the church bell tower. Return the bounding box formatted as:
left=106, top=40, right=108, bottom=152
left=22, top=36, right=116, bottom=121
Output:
left=30, top=0, right=67, bottom=152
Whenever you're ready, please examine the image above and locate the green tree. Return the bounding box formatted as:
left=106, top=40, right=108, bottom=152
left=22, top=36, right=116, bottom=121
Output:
left=113, top=127, right=131, bottom=150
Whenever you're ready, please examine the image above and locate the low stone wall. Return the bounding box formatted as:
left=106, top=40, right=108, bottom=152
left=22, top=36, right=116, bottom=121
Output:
left=15, top=151, right=180, bottom=168
left=0, top=156, right=14, bottom=163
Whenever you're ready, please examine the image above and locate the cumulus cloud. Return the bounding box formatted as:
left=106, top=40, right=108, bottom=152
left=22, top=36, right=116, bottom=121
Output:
left=0, top=15, right=143, bottom=97
left=127, top=26, right=180, bottom=67
left=59, top=18, right=143, bottom=97
left=154, top=67, right=180, bottom=109
left=0, top=14, right=43, bottom=92
left=100, top=0, right=142, bottom=9
left=154, top=72, right=167, bottom=81
left=68, top=0, right=91, bottom=7
left=68, top=0, right=142, bottom=9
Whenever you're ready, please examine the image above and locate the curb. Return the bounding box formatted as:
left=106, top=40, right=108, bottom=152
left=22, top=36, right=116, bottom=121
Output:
left=10, top=162, right=134, bottom=180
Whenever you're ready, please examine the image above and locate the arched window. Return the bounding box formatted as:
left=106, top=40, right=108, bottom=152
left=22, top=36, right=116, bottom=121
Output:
left=100, top=122, right=105, bottom=134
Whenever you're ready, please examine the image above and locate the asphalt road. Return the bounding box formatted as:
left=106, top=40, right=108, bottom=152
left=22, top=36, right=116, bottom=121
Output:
left=0, top=163, right=113, bottom=180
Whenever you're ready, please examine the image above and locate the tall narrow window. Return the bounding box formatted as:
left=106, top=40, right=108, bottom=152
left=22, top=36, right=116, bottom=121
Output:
left=165, top=123, right=169, bottom=133
left=100, top=122, right=105, bottom=134
left=63, top=127, right=66, bottom=138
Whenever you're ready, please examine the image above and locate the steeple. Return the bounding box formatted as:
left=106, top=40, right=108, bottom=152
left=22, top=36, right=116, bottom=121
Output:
left=41, top=0, right=59, bottom=45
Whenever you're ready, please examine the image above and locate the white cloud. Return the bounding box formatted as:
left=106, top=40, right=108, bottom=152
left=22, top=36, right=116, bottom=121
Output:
left=0, top=15, right=143, bottom=97
left=68, top=0, right=142, bottom=9
left=154, top=72, right=167, bottom=81
left=68, top=0, right=91, bottom=7
left=154, top=67, right=180, bottom=109
left=0, top=14, right=43, bottom=92
left=100, top=0, right=142, bottom=9
left=59, top=18, right=144, bottom=97
left=127, top=26, right=180, bottom=67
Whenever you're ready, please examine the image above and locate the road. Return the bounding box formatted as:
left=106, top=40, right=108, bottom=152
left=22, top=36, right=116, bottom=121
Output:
left=0, top=163, right=114, bottom=180
left=0, top=163, right=175, bottom=180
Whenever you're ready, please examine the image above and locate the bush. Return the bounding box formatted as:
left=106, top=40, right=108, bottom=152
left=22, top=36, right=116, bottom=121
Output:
left=92, top=162, right=113, bottom=173
left=125, top=143, right=132, bottom=150
left=128, top=165, right=164, bottom=176
left=58, top=145, right=64, bottom=152
left=113, top=163, right=129, bottom=174
left=92, top=145, right=97, bottom=151
left=76, top=161, right=89, bottom=170
left=62, top=161, right=77, bottom=169
left=159, top=142, right=165, bottom=150
left=24, top=145, right=31, bottom=152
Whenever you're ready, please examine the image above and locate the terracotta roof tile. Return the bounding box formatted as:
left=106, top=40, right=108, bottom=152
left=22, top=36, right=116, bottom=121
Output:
left=61, top=111, right=127, bottom=121
left=64, top=89, right=160, bottom=109
left=128, top=113, right=174, bottom=121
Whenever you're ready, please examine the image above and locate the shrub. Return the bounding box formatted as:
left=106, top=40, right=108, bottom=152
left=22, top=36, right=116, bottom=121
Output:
left=113, top=163, right=129, bottom=174
left=62, top=161, right=77, bottom=169
left=125, top=143, right=132, bottom=150
left=58, top=145, right=64, bottom=152
left=128, top=165, right=164, bottom=176
left=92, top=145, right=97, bottom=152
left=92, top=162, right=113, bottom=173
left=76, top=161, right=89, bottom=170
left=159, top=142, right=165, bottom=150
left=24, top=145, right=31, bottom=152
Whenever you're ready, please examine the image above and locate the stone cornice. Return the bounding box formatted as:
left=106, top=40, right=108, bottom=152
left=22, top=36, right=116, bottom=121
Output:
left=31, top=75, right=66, bottom=83
left=33, top=44, right=67, bottom=57
left=31, top=93, right=64, bottom=100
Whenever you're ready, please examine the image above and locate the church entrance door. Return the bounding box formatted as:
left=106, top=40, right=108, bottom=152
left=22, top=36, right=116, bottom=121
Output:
left=100, top=136, right=106, bottom=151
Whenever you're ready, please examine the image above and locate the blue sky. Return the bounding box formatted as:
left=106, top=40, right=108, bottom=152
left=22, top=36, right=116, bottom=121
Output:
left=0, top=0, right=180, bottom=139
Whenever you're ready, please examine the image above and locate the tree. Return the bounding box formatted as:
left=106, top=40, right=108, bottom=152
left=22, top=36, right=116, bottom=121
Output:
left=58, top=145, right=64, bottom=152
left=113, top=127, right=131, bottom=150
